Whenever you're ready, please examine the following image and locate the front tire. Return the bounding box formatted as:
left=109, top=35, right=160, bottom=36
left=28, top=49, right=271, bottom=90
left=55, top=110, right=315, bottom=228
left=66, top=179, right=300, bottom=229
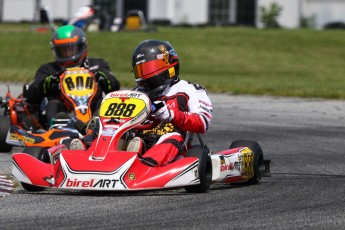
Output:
left=0, top=116, right=12, bottom=152
left=230, top=140, right=264, bottom=184
left=185, top=145, right=212, bottom=193
left=21, top=146, right=50, bottom=191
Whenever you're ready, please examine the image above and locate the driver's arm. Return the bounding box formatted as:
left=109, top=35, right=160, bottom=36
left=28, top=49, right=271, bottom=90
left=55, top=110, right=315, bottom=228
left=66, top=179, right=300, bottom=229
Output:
left=171, top=90, right=213, bottom=134
left=25, top=64, right=54, bottom=104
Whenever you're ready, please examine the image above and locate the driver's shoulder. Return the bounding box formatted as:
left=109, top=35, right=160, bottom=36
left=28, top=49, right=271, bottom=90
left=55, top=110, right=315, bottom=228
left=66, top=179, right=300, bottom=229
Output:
left=173, top=80, right=205, bottom=94
left=88, top=57, right=107, bottom=65
left=36, top=62, right=61, bottom=75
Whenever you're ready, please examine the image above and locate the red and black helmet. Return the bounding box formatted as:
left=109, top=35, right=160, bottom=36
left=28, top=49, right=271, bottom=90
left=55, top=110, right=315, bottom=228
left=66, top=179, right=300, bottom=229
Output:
left=50, top=25, right=87, bottom=68
left=132, top=40, right=179, bottom=97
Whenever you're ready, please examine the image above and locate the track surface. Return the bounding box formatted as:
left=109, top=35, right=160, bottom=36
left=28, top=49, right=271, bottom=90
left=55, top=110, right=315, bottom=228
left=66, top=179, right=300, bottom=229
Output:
left=1, top=88, right=345, bottom=229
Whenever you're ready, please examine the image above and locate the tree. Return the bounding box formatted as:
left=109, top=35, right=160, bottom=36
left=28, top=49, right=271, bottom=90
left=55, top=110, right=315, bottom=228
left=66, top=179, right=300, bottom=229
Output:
left=260, top=2, right=282, bottom=28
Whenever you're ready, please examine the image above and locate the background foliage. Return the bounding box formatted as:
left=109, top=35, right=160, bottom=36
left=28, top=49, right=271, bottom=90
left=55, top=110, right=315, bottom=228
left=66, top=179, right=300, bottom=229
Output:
left=1, top=24, right=345, bottom=98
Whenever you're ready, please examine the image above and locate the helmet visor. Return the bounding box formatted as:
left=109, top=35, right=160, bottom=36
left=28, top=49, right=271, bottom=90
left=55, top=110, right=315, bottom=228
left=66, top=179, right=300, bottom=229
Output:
left=54, top=43, right=85, bottom=59
left=136, top=71, right=170, bottom=91
left=133, top=59, right=169, bottom=79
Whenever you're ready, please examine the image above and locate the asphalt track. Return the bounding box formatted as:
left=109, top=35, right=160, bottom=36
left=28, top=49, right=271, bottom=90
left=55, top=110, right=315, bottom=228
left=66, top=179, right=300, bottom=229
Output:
left=0, top=84, right=345, bottom=229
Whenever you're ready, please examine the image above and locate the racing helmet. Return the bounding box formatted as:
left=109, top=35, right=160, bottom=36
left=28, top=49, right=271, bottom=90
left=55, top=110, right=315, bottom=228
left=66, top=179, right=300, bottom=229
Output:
left=132, top=39, right=179, bottom=98
left=51, top=25, right=87, bottom=67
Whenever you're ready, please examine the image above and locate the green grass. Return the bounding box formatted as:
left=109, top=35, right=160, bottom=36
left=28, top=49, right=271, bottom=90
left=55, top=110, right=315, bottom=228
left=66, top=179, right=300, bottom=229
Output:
left=1, top=23, right=345, bottom=98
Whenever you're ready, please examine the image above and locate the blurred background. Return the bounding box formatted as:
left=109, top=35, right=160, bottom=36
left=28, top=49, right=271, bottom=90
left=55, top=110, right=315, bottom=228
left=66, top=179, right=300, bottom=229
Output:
left=1, top=0, right=345, bottom=98
left=1, top=0, right=345, bottom=31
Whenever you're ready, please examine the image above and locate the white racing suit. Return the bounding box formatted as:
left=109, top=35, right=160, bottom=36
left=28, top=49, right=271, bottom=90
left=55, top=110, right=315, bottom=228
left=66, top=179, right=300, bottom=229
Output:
left=139, top=79, right=213, bottom=166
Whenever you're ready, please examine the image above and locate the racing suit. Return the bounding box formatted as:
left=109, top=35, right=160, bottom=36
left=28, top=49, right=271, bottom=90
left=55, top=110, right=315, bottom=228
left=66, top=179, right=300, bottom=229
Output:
left=138, top=79, right=213, bottom=166
left=25, top=58, right=120, bottom=127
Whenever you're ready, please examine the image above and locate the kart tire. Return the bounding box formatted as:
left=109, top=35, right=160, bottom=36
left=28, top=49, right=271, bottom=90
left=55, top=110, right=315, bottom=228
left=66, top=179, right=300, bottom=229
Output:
left=230, top=140, right=264, bottom=184
left=0, top=116, right=12, bottom=152
left=21, top=146, right=50, bottom=191
left=184, top=145, right=212, bottom=193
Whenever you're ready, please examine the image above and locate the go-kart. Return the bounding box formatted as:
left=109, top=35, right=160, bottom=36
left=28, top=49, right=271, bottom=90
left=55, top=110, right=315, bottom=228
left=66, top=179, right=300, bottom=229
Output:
left=0, top=86, right=41, bottom=152
left=0, top=67, right=98, bottom=152
left=11, top=90, right=271, bottom=193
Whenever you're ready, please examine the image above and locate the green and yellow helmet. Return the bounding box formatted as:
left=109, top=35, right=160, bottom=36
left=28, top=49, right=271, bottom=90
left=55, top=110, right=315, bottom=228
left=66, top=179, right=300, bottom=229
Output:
left=50, top=25, right=87, bottom=67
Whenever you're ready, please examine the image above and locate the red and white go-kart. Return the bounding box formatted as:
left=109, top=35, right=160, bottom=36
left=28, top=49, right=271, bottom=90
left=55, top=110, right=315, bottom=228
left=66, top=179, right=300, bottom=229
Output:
left=12, top=90, right=271, bottom=193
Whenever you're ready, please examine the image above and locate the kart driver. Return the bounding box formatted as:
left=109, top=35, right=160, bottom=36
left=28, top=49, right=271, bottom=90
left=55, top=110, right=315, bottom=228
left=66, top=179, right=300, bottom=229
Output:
left=24, top=25, right=120, bottom=128
left=132, top=39, right=213, bottom=166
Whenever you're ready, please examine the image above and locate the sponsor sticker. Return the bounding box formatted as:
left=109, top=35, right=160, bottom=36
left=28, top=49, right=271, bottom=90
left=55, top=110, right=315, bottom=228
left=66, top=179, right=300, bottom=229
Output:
left=128, top=173, right=136, bottom=180
left=102, top=129, right=116, bottom=136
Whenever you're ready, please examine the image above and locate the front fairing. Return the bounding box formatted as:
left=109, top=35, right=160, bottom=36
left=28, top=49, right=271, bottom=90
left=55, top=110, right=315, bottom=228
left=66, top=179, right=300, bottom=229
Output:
left=11, top=90, right=202, bottom=191
left=60, top=67, right=97, bottom=122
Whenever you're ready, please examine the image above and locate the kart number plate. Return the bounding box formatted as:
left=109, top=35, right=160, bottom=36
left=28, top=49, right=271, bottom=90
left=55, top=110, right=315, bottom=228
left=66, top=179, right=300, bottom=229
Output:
left=100, top=97, right=147, bottom=119
left=61, top=68, right=96, bottom=97
left=240, top=148, right=254, bottom=179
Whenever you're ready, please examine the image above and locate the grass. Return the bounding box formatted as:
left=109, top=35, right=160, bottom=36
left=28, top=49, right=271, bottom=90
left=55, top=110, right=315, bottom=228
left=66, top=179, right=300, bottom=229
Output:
left=1, top=23, right=345, bottom=99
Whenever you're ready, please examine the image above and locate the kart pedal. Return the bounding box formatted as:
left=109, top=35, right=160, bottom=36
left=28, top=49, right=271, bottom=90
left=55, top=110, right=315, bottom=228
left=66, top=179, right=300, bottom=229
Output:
left=126, top=137, right=143, bottom=154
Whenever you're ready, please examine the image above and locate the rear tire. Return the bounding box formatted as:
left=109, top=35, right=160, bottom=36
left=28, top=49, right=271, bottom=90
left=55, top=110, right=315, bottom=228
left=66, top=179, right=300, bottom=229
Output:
left=0, top=116, right=12, bottom=152
left=230, top=140, right=264, bottom=184
left=21, top=146, right=50, bottom=191
left=185, top=145, right=212, bottom=193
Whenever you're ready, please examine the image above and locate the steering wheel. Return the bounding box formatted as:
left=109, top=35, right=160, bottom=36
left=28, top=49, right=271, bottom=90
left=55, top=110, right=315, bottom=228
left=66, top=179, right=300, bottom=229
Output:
left=134, top=115, right=160, bottom=130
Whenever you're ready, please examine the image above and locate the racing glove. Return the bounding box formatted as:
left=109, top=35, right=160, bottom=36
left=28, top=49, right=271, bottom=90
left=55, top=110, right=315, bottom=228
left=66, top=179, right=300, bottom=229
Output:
left=43, top=70, right=64, bottom=97
left=94, top=71, right=112, bottom=94
left=153, top=101, right=174, bottom=122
